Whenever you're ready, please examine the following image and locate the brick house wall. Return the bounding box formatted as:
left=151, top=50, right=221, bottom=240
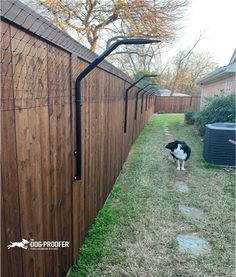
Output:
left=201, top=75, right=236, bottom=98
left=200, top=74, right=235, bottom=108
left=198, top=49, right=236, bottom=109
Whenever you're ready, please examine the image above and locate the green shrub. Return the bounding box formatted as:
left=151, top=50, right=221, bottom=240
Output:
left=185, top=110, right=196, bottom=125
left=195, top=94, right=236, bottom=136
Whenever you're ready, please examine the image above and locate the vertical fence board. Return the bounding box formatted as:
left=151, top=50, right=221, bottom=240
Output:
left=47, top=44, right=72, bottom=276
left=1, top=192, right=9, bottom=277
left=39, top=106, right=54, bottom=277
left=11, top=25, right=48, bottom=277
left=155, top=96, right=200, bottom=113
left=1, top=21, right=24, bottom=277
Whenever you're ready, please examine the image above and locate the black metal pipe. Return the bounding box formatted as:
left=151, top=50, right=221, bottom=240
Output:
left=145, top=95, right=148, bottom=111
left=149, top=92, right=155, bottom=104
left=146, top=92, right=155, bottom=111
left=150, top=91, right=156, bottom=107
left=75, top=79, right=82, bottom=180
left=146, top=90, right=157, bottom=110
left=124, top=74, right=157, bottom=133
left=149, top=92, right=156, bottom=108
left=141, top=88, right=157, bottom=113
left=74, top=39, right=160, bottom=180
left=141, top=93, right=145, bottom=114
left=148, top=92, right=156, bottom=108
left=149, top=92, right=156, bottom=96
left=143, top=89, right=157, bottom=97
left=134, top=84, right=154, bottom=120
left=140, top=87, right=155, bottom=114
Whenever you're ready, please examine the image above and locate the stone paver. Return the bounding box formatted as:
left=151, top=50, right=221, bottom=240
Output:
left=176, top=183, right=189, bottom=193
left=179, top=204, right=204, bottom=219
left=176, top=183, right=210, bottom=255
left=176, top=234, right=211, bottom=255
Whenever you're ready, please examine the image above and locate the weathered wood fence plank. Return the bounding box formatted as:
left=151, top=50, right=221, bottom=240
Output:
left=155, top=96, right=200, bottom=113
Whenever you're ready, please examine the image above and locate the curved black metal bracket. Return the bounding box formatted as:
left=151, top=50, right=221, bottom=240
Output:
left=141, top=87, right=156, bottom=114
left=134, top=84, right=154, bottom=120
left=74, top=39, right=160, bottom=180
left=124, top=74, right=158, bottom=133
left=145, top=90, right=157, bottom=110
left=146, top=91, right=156, bottom=110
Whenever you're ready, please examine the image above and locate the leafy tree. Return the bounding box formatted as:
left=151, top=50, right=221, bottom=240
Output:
left=29, top=0, right=189, bottom=52
left=132, top=70, right=160, bottom=87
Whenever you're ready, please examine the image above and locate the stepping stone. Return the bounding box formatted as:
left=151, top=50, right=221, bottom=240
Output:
left=179, top=205, right=204, bottom=219
left=176, top=234, right=211, bottom=255
left=176, top=183, right=189, bottom=193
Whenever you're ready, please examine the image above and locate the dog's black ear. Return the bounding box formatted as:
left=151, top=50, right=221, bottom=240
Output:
left=173, top=141, right=178, bottom=148
left=165, top=141, right=174, bottom=151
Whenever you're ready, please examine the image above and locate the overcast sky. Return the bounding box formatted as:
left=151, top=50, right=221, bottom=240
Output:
left=166, top=0, right=236, bottom=66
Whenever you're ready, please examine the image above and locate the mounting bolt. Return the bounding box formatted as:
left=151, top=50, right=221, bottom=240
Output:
left=74, top=176, right=77, bottom=181
left=74, top=150, right=77, bottom=155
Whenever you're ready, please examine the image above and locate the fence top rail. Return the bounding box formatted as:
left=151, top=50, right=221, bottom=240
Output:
left=155, top=96, right=200, bottom=98
left=1, top=0, right=136, bottom=84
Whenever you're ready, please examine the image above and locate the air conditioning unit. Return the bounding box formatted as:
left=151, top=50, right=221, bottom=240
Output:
left=204, top=123, right=236, bottom=166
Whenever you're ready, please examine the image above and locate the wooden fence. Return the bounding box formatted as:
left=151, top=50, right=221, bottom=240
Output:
left=155, top=96, right=200, bottom=113
left=1, top=1, right=155, bottom=276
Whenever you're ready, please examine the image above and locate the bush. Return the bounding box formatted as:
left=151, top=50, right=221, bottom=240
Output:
left=195, top=94, right=236, bottom=136
left=185, top=110, right=196, bottom=125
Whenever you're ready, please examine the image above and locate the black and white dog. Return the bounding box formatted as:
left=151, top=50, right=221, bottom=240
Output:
left=164, top=140, right=191, bottom=171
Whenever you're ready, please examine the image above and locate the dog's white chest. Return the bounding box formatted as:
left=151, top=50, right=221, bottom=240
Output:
left=172, top=144, right=187, bottom=160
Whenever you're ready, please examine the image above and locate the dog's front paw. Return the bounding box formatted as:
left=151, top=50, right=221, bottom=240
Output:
left=181, top=167, right=185, bottom=171
left=177, top=167, right=181, bottom=171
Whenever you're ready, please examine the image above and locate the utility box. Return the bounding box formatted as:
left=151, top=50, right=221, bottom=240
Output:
left=204, top=123, right=236, bottom=166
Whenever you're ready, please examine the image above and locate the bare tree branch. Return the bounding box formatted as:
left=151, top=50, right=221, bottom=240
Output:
left=170, top=32, right=205, bottom=95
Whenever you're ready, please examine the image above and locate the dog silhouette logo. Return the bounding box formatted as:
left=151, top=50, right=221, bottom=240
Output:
left=7, top=239, right=30, bottom=250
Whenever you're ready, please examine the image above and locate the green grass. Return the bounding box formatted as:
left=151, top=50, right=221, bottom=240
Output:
left=70, top=114, right=235, bottom=277
left=69, top=187, right=120, bottom=277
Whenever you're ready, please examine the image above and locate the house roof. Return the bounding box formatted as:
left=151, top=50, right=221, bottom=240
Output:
left=229, top=49, right=236, bottom=64
left=196, top=49, right=236, bottom=85
left=155, top=89, right=190, bottom=96
left=160, top=92, right=190, bottom=97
